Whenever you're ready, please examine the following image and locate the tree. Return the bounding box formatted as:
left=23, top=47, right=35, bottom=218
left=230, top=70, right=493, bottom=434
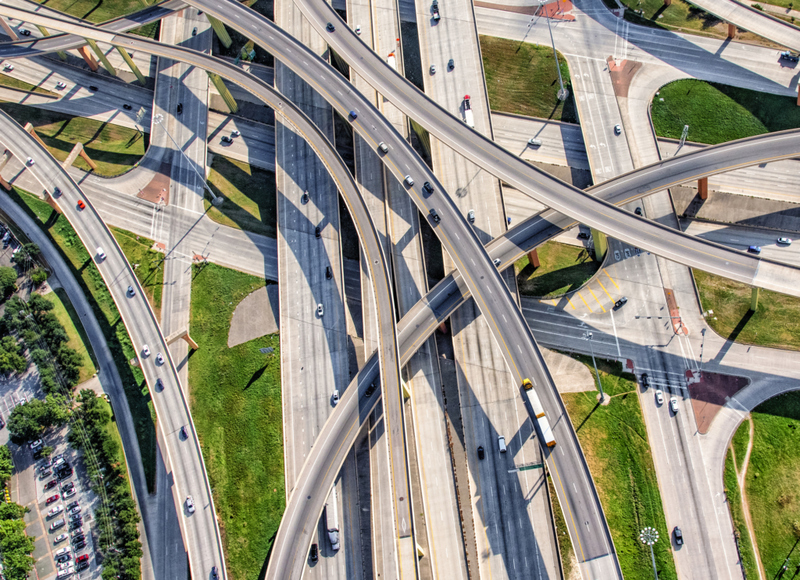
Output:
left=0, top=503, right=26, bottom=521
left=30, top=269, right=47, bottom=287
left=0, top=446, right=12, bottom=486
left=12, top=243, right=39, bottom=269
left=0, top=266, right=17, bottom=296
left=7, top=395, right=68, bottom=443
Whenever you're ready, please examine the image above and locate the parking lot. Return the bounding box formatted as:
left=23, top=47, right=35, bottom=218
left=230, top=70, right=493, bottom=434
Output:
left=10, top=424, right=102, bottom=578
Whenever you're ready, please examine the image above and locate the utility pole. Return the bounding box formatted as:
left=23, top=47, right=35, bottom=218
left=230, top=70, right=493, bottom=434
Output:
left=153, top=114, right=223, bottom=206
left=538, top=1, right=568, bottom=101
left=640, top=527, right=659, bottom=580
left=585, top=331, right=604, bottom=402
left=699, top=327, right=706, bottom=379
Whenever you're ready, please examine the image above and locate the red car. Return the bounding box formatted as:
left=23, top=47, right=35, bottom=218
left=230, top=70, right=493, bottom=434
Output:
left=75, top=554, right=89, bottom=564
left=77, top=200, right=86, bottom=210
left=44, top=480, right=57, bottom=491
left=46, top=494, right=59, bottom=505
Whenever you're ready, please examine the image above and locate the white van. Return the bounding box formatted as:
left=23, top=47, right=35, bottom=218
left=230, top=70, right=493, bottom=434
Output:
left=96, top=247, right=106, bottom=261
left=528, top=138, right=542, bottom=147
left=57, top=566, right=74, bottom=578
left=498, top=436, right=507, bottom=453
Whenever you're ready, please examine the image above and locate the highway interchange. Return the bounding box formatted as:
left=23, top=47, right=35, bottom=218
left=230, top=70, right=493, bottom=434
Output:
left=0, top=0, right=799, bottom=579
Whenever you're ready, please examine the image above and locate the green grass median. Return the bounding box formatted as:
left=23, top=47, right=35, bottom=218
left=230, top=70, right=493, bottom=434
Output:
left=189, top=263, right=284, bottom=579
left=693, top=270, right=800, bottom=350
left=563, top=355, right=677, bottom=580
left=515, top=241, right=599, bottom=298
left=744, top=392, right=800, bottom=577
left=43, top=288, right=96, bottom=384
left=480, top=35, right=577, bottom=123
left=0, top=103, right=147, bottom=177
left=652, top=80, right=800, bottom=145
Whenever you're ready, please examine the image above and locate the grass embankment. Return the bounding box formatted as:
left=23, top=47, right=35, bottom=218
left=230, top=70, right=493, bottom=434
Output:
left=189, top=263, right=284, bottom=579
left=0, top=73, right=58, bottom=97
left=725, top=427, right=761, bottom=580
left=480, top=35, right=577, bottom=124
left=0, top=103, right=148, bottom=177
left=744, top=392, right=800, bottom=577
left=693, top=270, right=800, bottom=350
left=9, top=187, right=157, bottom=490
left=547, top=474, right=576, bottom=579
left=97, top=396, right=132, bottom=491
left=32, top=0, right=159, bottom=35
left=205, top=156, right=277, bottom=238
left=563, top=355, right=677, bottom=580
left=732, top=419, right=751, bottom=466
left=111, top=227, right=164, bottom=318
left=43, top=288, right=96, bottom=383
left=515, top=241, right=599, bottom=298
left=652, top=80, right=800, bottom=144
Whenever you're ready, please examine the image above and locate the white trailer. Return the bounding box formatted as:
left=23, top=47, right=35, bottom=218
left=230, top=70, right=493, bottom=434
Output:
left=325, top=487, right=340, bottom=551
left=522, top=378, right=556, bottom=447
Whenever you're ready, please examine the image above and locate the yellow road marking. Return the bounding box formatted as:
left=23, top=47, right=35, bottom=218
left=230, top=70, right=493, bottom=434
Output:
left=597, top=279, right=614, bottom=302
left=577, top=292, right=592, bottom=312
left=566, top=295, right=576, bottom=310
left=603, top=268, right=619, bottom=290
left=588, top=287, right=606, bottom=313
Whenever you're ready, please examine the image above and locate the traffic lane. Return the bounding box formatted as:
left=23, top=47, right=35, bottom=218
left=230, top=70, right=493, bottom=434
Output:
left=0, top=116, right=226, bottom=579
left=292, top=0, right=800, bottom=296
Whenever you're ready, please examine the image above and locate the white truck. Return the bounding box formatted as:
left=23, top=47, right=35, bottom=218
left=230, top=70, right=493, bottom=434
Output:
left=522, top=378, right=556, bottom=448
left=387, top=52, right=397, bottom=71
left=325, top=487, right=340, bottom=551
left=462, top=95, right=475, bottom=128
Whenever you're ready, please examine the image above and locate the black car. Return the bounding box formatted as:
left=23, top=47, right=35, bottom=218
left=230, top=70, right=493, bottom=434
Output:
left=69, top=520, right=82, bottom=530
left=577, top=231, right=590, bottom=240
left=781, top=51, right=799, bottom=62
left=613, top=296, right=628, bottom=310
left=61, top=482, right=74, bottom=492
left=88, top=85, right=98, bottom=92
left=72, top=534, right=85, bottom=543
left=634, top=207, right=642, bottom=216
left=19, top=29, right=30, bottom=36
left=422, top=181, right=434, bottom=195
left=73, top=539, right=87, bottom=550
left=364, top=383, right=377, bottom=398
left=77, top=561, right=89, bottom=571
left=122, top=104, right=132, bottom=110
left=325, top=266, right=332, bottom=280
left=177, top=103, right=183, bottom=115
left=448, top=58, right=454, bottom=70
left=477, top=446, right=485, bottom=460
left=67, top=501, right=79, bottom=511
left=192, top=27, right=198, bottom=36
left=641, top=373, right=649, bottom=388
left=326, top=22, right=335, bottom=32
left=315, top=226, right=321, bottom=238
left=56, top=469, right=73, bottom=481
left=673, top=526, right=683, bottom=546
left=211, top=566, right=219, bottom=579
left=309, top=543, right=318, bottom=563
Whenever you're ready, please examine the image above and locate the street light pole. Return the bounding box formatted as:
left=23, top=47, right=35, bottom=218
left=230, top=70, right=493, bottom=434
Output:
left=538, top=0, right=568, bottom=101
left=699, top=328, right=706, bottom=379
left=153, top=113, right=223, bottom=206
left=640, top=527, right=659, bottom=580
left=585, top=331, right=604, bottom=403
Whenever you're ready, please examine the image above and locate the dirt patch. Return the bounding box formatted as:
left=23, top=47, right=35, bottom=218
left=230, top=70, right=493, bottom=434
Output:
left=137, top=160, right=171, bottom=205
left=227, top=284, right=279, bottom=348
left=687, top=370, right=750, bottom=434
left=607, top=58, right=642, bottom=99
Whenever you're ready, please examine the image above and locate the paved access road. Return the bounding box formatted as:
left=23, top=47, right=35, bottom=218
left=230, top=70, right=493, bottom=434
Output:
left=0, top=110, right=226, bottom=579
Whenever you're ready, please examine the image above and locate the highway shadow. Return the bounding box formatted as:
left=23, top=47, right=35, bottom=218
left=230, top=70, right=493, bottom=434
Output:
left=571, top=0, right=797, bottom=96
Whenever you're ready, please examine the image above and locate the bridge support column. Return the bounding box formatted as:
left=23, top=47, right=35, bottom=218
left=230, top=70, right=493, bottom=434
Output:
left=23, top=123, right=48, bottom=149
left=165, top=328, right=199, bottom=350
left=438, top=322, right=448, bottom=334
left=85, top=38, right=117, bottom=76
left=0, top=150, right=12, bottom=190
left=115, top=47, right=146, bottom=85
left=76, top=46, right=99, bottom=72
left=0, top=19, right=19, bottom=40
left=750, top=287, right=760, bottom=312
left=527, top=249, right=540, bottom=268
left=207, top=72, right=238, bottom=113
left=34, top=26, right=68, bottom=60
left=63, top=143, right=98, bottom=172
left=727, top=23, right=736, bottom=38
left=590, top=228, right=607, bottom=260
left=401, top=379, right=411, bottom=400
left=698, top=177, right=709, bottom=200
left=205, top=14, right=232, bottom=48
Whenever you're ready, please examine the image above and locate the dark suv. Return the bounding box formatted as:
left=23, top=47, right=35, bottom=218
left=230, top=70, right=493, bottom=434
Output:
left=613, top=296, right=628, bottom=310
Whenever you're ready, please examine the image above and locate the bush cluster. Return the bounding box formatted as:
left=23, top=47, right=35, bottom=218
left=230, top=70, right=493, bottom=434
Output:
left=2, top=294, right=83, bottom=390
left=69, top=390, right=141, bottom=580
left=0, top=446, right=34, bottom=580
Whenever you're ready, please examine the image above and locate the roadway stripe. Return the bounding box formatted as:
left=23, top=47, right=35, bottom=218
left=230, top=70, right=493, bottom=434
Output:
left=588, top=288, right=606, bottom=313
left=596, top=279, right=614, bottom=303
left=577, top=292, right=592, bottom=312
left=602, top=268, right=619, bottom=290
left=566, top=295, right=576, bottom=310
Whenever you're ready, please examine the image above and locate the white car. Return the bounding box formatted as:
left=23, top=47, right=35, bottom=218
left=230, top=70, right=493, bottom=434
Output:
left=655, top=390, right=664, bottom=405
left=355, top=24, right=362, bottom=35
left=777, top=237, right=792, bottom=245
left=56, top=82, right=67, bottom=89
left=185, top=496, right=195, bottom=514
left=48, top=505, right=64, bottom=517
left=332, top=390, right=340, bottom=406
left=96, top=247, right=106, bottom=261
left=63, top=488, right=76, bottom=499
left=669, top=397, right=679, bottom=414
left=54, top=533, right=68, bottom=544
left=26, top=157, right=34, bottom=166
left=142, top=345, right=150, bottom=357
left=231, top=130, right=240, bottom=137
left=156, top=352, right=165, bottom=365
left=54, top=546, right=71, bottom=557
left=30, top=439, right=43, bottom=449
left=3, top=63, right=13, bottom=71
left=317, top=303, right=324, bottom=317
